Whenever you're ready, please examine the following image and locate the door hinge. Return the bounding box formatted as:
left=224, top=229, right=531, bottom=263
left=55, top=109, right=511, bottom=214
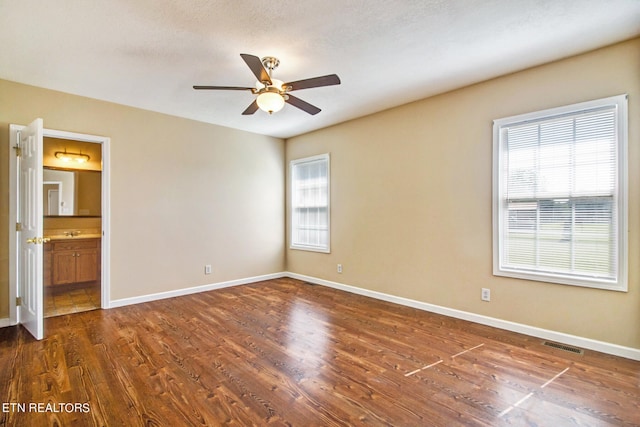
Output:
left=13, top=145, right=21, bottom=157
left=16, top=222, right=23, bottom=232
left=16, top=296, right=22, bottom=306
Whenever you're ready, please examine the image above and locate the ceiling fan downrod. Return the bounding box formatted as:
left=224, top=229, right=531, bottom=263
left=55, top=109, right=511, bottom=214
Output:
left=256, top=57, right=290, bottom=111
left=261, top=56, right=280, bottom=78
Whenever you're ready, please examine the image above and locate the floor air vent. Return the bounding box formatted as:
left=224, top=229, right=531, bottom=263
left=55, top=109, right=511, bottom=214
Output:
left=543, top=341, right=584, bottom=355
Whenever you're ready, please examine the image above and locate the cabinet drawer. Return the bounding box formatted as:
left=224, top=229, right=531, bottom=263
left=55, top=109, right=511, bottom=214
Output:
left=52, top=238, right=99, bottom=251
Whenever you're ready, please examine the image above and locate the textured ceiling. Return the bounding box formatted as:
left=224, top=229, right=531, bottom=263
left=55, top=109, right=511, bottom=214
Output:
left=1, top=0, right=639, bottom=139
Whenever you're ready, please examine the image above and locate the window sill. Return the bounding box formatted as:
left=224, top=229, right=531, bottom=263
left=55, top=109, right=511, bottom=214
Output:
left=493, top=268, right=626, bottom=292
left=290, top=244, right=330, bottom=254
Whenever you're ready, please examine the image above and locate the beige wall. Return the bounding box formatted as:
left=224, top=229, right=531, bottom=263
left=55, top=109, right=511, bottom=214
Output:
left=286, top=38, right=640, bottom=349
left=0, top=80, right=285, bottom=315
left=1, top=38, right=638, bottom=350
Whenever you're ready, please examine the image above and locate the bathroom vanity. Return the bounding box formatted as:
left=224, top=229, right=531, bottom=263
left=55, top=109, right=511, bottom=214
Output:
left=44, top=237, right=101, bottom=286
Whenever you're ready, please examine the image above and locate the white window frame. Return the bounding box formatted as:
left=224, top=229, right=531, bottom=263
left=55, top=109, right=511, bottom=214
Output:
left=290, top=153, right=331, bottom=253
left=492, top=95, right=628, bottom=291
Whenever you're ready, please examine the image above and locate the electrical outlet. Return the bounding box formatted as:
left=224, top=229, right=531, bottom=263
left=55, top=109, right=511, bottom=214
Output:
left=337, top=264, right=343, bottom=273
left=481, top=288, right=490, bottom=302
left=205, top=264, right=212, bottom=275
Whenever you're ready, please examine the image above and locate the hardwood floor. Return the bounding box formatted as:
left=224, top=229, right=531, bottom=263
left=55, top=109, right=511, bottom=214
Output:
left=1, top=277, right=639, bottom=426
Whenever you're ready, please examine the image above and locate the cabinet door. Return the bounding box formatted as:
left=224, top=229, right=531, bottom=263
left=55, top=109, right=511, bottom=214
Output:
left=53, top=251, right=76, bottom=285
left=75, top=249, right=98, bottom=282
left=43, top=244, right=52, bottom=287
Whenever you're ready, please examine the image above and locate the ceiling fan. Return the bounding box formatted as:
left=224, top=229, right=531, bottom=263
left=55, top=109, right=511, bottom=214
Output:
left=193, top=54, right=341, bottom=115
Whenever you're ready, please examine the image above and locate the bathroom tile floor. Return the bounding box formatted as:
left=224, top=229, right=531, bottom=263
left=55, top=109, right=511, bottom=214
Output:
left=44, top=281, right=101, bottom=318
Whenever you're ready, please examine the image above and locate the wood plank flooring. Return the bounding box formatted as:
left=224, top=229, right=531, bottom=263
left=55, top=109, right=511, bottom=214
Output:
left=1, top=277, right=639, bottom=426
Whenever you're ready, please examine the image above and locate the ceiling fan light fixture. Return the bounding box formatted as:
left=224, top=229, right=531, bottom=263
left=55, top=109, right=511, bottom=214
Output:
left=194, top=54, right=341, bottom=116
left=256, top=90, right=285, bottom=114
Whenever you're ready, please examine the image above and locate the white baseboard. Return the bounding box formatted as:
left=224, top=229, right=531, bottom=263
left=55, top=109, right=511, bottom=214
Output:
left=108, top=272, right=286, bottom=309
left=286, top=272, right=640, bottom=361
left=8, top=271, right=638, bottom=361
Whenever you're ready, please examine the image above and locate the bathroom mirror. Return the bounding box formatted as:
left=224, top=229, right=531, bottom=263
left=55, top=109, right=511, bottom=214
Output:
left=43, top=167, right=101, bottom=217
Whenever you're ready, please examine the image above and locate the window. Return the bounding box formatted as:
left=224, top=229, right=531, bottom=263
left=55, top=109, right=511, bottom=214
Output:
left=493, top=95, right=628, bottom=291
left=290, top=154, right=330, bottom=252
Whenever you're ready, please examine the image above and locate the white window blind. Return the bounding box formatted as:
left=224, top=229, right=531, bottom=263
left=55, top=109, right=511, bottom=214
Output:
left=290, top=154, right=330, bottom=252
left=493, top=95, right=627, bottom=290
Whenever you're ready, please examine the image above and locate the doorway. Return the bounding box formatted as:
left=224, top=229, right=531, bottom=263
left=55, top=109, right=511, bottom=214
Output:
left=44, top=183, right=61, bottom=215
left=43, top=137, right=102, bottom=318
left=9, top=121, right=110, bottom=339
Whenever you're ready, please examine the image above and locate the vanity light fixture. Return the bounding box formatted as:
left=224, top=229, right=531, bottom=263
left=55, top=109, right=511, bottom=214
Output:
left=54, top=150, right=90, bottom=164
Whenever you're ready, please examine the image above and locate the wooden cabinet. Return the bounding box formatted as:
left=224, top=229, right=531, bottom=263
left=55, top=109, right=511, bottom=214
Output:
left=44, top=238, right=100, bottom=286
left=44, top=242, right=52, bottom=287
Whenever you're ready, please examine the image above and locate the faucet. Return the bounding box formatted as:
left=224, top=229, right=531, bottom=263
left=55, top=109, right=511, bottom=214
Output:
left=63, top=230, right=82, bottom=237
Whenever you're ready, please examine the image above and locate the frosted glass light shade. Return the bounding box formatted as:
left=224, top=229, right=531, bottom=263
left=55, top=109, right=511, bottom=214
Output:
left=256, top=91, right=285, bottom=114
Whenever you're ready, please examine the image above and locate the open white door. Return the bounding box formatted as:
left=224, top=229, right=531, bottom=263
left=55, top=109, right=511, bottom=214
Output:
left=17, top=118, right=44, bottom=340
left=9, top=120, right=110, bottom=337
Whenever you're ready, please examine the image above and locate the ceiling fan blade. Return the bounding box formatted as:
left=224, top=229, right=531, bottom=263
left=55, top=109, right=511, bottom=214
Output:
left=284, top=74, right=341, bottom=91
left=193, top=85, right=254, bottom=91
left=240, top=54, right=272, bottom=85
left=242, top=100, right=259, bottom=115
left=285, top=95, right=321, bottom=115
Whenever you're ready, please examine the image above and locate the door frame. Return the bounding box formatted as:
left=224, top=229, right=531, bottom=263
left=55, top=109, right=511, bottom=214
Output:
left=44, top=183, right=62, bottom=215
left=9, top=125, right=111, bottom=327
